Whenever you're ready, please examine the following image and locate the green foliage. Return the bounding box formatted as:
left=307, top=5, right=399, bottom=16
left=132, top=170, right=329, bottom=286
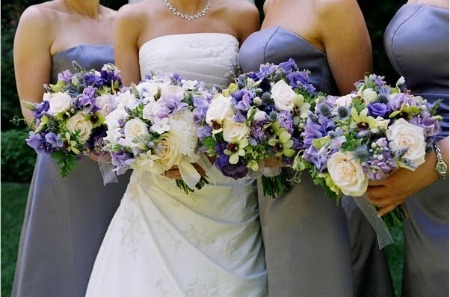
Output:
left=1, top=129, right=36, bottom=182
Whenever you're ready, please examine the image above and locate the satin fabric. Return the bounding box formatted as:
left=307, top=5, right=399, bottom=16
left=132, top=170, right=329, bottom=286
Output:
left=12, top=45, right=131, bottom=297
left=86, top=33, right=267, bottom=297
left=239, top=26, right=394, bottom=297
left=384, top=5, right=449, bottom=296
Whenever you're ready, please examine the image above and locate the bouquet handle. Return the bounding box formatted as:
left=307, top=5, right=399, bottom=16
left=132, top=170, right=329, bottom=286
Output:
left=341, top=195, right=394, bottom=249
left=97, top=156, right=118, bottom=186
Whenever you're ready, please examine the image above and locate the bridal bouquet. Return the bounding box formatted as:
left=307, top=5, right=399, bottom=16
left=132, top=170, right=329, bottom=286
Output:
left=294, top=74, right=442, bottom=229
left=25, top=62, right=122, bottom=177
left=103, top=73, right=211, bottom=193
left=199, top=59, right=317, bottom=197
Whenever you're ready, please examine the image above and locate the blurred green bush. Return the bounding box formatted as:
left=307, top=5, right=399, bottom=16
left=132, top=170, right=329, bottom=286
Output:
left=1, top=129, right=36, bottom=182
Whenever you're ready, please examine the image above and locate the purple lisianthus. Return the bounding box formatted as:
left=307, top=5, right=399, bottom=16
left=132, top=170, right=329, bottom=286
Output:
left=287, top=71, right=316, bottom=94
left=368, top=102, right=391, bottom=118
left=278, top=58, right=298, bottom=73
left=215, top=153, right=249, bottom=179
left=84, top=73, right=97, bottom=86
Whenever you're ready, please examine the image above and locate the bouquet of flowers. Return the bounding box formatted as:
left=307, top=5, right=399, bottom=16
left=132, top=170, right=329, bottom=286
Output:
left=103, top=73, right=211, bottom=193
left=294, top=74, right=442, bottom=230
left=199, top=59, right=318, bottom=197
left=25, top=62, right=123, bottom=177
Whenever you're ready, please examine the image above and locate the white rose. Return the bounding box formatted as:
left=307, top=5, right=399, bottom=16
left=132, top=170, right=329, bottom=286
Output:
left=155, top=132, right=182, bottom=170
left=327, top=151, right=368, bottom=196
left=335, top=94, right=356, bottom=107
left=44, top=92, right=72, bottom=115
left=123, top=118, right=150, bottom=148
left=357, top=87, right=378, bottom=104
left=222, top=118, right=250, bottom=143
left=136, top=81, right=162, bottom=99
left=143, top=101, right=165, bottom=121
left=105, top=106, right=129, bottom=130
left=66, top=112, right=93, bottom=143
left=168, top=111, right=198, bottom=158
left=386, top=118, right=426, bottom=169
left=160, top=84, right=185, bottom=100
left=271, top=80, right=296, bottom=111
left=116, top=91, right=138, bottom=110
left=205, top=94, right=234, bottom=132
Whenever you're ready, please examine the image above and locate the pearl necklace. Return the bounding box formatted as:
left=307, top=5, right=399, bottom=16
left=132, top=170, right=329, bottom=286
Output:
left=163, top=0, right=212, bottom=21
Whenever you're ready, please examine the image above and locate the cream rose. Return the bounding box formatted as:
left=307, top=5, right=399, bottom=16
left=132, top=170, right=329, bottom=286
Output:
left=271, top=80, right=296, bottom=111
left=222, top=118, right=250, bottom=143
left=155, top=132, right=182, bottom=170
left=168, top=111, right=198, bottom=158
left=123, top=118, right=150, bottom=148
left=357, top=87, right=378, bottom=104
left=327, top=151, right=368, bottom=196
left=66, top=112, right=93, bottom=143
left=44, top=92, right=72, bottom=115
left=386, top=118, right=426, bottom=169
left=205, top=94, right=234, bottom=132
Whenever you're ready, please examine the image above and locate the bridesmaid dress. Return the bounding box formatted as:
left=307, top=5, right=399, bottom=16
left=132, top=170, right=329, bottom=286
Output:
left=239, top=26, right=394, bottom=297
left=12, top=45, right=131, bottom=297
left=384, top=4, right=449, bottom=296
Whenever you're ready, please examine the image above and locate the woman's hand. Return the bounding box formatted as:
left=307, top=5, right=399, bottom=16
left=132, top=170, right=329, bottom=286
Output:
left=366, top=153, right=440, bottom=216
left=164, top=163, right=206, bottom=180
left=263, top=157, right=284, bottom=169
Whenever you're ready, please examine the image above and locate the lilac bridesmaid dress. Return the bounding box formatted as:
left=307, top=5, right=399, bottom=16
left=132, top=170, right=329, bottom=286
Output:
left=12, top=45, right=131, bottom=297
left=239, top=26, right=394, bottom=297
left=385, top=4, right=449, bottom=296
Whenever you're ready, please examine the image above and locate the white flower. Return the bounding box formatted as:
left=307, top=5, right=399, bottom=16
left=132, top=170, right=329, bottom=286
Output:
left=335, top=94, right=356, bottom=107
left=205, top=94, right=234, bottom=132
left=66, top=112, right=93, bottom=143
left=155, top=132, right=182, bottom=170
left=222, top=118, right=250, bottom=143
left=132, top=150, right=160, bottom=172
left=116, top=90, right=138, bottom=110
left=104, top=127, right=123, bottom=145
left=123, top=118, right=150, bottom=148
left=143, top=101, right=164, bottom=121
left=386, top=118, right=426, bottom=170
left=357, top=87, right=378, bottom=104
left=327, top=151, right=368, bottom=196
left=44, top=92, right=72, bottom=115
left=181, top=79, right=198, bottom=90
left=160, top=84, right=185, bottom=100
left=136, top=81, right=162, bottom=99
left=105, top=106, right=129, bottom=130
left=151, top=117, right=170, bottom=134
left=168, top=111, right=198, bottom=158
left=271, top=80, right=296, bottom=111
left=96, top=94, right=117, bottom=117
left=254, top=110, right=268, bottom=122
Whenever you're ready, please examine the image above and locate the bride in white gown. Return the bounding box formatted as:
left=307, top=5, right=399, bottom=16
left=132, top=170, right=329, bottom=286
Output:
left=86, top=1, right=266, bottom=296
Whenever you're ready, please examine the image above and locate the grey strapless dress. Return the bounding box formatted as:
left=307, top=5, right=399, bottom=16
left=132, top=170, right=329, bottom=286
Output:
left=12, top=45, right=131, bottom=297
left=240, top=26, right=394, bottom=297
left=384, top=5, right=449, bottom=297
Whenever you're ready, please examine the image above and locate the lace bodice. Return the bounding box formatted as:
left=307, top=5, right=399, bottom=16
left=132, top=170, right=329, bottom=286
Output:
left=139, top=33, right=239, bottom=88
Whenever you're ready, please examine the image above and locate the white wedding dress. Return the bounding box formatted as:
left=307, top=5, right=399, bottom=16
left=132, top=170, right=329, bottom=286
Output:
left=86, top=33, right=267, bottom=297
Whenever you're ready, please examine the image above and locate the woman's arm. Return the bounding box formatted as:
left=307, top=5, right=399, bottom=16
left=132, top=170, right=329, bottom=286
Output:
left=317, top=0, right=372, bottom=95
left=14, top=6, right=54, bottom=126
left=114, top=5, right=142, bottom=85
left=368, top=137, right=449, bottom=216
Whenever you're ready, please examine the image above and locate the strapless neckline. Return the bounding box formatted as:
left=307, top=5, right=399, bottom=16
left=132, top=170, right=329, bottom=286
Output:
left=402, top=3, right=449, bottom=11
left=53, top=44, right=112, bottom=58
left=257, top=26, right=326, bottom=55
left=139, top=33, right=239, bottom=53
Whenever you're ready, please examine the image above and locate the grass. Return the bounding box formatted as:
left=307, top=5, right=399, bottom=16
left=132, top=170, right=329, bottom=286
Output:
left=1, top=182, right=29, bottom=297
left=0, top=181, right=404, bottom=297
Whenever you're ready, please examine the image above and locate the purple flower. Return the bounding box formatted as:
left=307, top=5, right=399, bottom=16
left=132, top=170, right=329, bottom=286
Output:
left=78, top=86, right=96, bottom=111
left=26, top=131, right=47, bottom=154
left=287, top=71, right=316, bottom=95
left=215, top=153, right=249, bottom=179
left=32, top=100, right=50, bottom=119
left=58, top=70, right=73, bottom=84
left=278, top=58, right=298, bottom=73
left=197, top=125, right=212, bottom=140
left=388, top=93, right=412, bottom=110
left=45, top=132, right=63, bottom=148
left=277, top=110, right=294, bottom=133
left=368, top=102, right=391, bottom=118
left=84, top=73, right=97, bottom=86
